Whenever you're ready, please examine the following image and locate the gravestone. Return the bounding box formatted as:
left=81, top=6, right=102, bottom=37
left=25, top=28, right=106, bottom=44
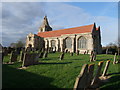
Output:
left=74, top=64, right=88, bottom=89
left=76, top=50, right=79, bottom=55
left=91, top=61, right=104, bottom=86
left=84, top=51, right=86, bottom=55
left=90, top=51, right=94, bottom=62
left=70, top=52, right=73, bottom=56
left=65, top=49, right=68, bottom=53
left=10, top=51, right=18, bottom=62
left=19, top=51, right=24, bottom=62
left=113, top=53, right=117, bottom=64
left=87, top=64, right=95, bottom=88
left=43, top=51, right=48, bottom=58
left=102, top=60, right=110, bottom=77
left=90, top=51, right=96, bottom=62
left=86, top=50, right=89, bottom=54
left=59, top=53, right=64, bottom=60
left=39, top=52, right=44, bottom=58
left=93, top=51, right=96, bottom=61
left=22, top=53, right=39, bottom=67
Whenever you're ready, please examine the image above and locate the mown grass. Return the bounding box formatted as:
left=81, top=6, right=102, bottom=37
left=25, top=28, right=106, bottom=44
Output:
left=2, top=52, right=120, bottom=89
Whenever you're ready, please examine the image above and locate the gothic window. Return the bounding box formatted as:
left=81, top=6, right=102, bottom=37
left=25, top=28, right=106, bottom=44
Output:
left=51, top=40, right=56, bottom=48
left=65, top=37, right=72, bottom=48
left=78, top=37, right=87, bottom=49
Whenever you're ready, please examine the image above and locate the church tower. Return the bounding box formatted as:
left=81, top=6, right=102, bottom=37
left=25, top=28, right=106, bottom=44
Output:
left=38, top=16, right=52, bottom=32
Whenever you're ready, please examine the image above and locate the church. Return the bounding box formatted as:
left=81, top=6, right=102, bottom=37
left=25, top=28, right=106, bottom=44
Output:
left=25, top=16, right=102, bottom=54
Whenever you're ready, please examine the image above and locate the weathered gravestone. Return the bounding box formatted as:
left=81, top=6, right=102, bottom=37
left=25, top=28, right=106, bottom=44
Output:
left=102, top=60, right=110, bottom=77
left=76, top=50, right=79, bottom=55
left=84, top=51, right=86, bottom=55
left=90, top=51, right=96, bottom=62
left=10, top=51, right=18, bottom=62
left=19, top=51, right=24, bottom=62
left=70, top=52, right=73, bottom=56
left=87, top=64, right=95, bottom=88
left=59, top=53, right=64, bottom=60
left=22, top=53, right=39, bottom=67
left=43, top=51, right=48, bottom=58
left=39, top=52, right=44, bottom=58
left=91, top=61, right=104, bottom=86
left=74, top=64, right=88, bottom=90
left=113, top=53, right=117, bottom=64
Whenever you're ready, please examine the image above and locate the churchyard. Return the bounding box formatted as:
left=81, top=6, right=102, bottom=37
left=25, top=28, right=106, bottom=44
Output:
left=2, top=49, right=120, bottom=89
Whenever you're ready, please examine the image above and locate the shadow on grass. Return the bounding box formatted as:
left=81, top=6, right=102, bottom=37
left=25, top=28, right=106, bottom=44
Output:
left=100, top=74, right=120, bottom=89
left=38, top=62, right=72, bottom=65
left=2, top=64, right=57, bottom=88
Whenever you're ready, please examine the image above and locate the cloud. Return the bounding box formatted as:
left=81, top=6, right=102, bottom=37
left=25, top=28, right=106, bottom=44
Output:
left=1, top=2, right=118, bottom=47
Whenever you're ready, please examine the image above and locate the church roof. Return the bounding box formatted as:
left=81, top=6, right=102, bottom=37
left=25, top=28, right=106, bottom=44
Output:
left=37, top=24, right=95, bottom=38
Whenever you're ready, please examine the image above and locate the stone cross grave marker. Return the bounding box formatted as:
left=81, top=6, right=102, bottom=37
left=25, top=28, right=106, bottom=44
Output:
left=102, top=60, right=110, bottom=77
left=74, top=64, right=88, bottom=90
left=91, top=61, right=104, bottom=86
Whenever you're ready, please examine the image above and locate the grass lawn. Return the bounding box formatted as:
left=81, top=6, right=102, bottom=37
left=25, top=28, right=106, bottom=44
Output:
left=2, top=52, right=120, bottom=89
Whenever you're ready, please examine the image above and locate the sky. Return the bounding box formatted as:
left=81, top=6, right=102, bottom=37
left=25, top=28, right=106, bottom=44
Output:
left=1, top=2, right=118, bottom=47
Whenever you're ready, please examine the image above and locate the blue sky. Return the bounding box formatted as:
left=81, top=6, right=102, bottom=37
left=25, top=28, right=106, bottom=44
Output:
left=1, top=2, right=118, bottom=46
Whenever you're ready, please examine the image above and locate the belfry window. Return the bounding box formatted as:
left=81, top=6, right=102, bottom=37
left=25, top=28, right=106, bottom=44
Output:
left=78, top=37, right=87, bottom=49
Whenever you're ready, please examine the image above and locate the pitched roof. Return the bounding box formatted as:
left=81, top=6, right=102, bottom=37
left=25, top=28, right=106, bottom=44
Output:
left=37, top=24, right=94, bottom=38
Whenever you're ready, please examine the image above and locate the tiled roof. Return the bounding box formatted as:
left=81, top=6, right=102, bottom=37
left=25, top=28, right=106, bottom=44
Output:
left=37, top=24, right=94, bottom=38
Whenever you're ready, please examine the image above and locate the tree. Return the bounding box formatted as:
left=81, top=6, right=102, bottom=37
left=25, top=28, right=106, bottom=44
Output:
left=9, top=37, right=26, bottom=48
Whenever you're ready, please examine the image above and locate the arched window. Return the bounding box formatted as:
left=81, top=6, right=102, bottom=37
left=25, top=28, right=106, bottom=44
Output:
left=65, top=37, right=72, bottom=48
left=51, top=40, right=56, bottom=48
left=78, top=37, right=87, bottom=49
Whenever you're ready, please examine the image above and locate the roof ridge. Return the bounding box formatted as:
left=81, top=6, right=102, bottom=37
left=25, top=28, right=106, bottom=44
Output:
left=38, top=24, right=94, bottom=34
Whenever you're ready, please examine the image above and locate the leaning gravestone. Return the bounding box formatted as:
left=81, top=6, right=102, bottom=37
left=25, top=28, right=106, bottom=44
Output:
left=91, top=61, right=104, bottom=86
left=59, top=53, right=64, bottom=60
left=39, top=52, right=44, bottom=58
left=102, top=60, right=110, bottom=77
left=22, top=53, right=39, bottom=67
left=10, top=51, right=18, bottom=62
left=87, top=64, right=95, bottom=88
left=43, top=51, right=48, bottom=58
left=74, top=64, right=88, bottom=90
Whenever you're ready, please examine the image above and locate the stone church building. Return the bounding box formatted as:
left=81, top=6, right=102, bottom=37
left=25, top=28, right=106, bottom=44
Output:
left=25, top=16, right=102, bottom=54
